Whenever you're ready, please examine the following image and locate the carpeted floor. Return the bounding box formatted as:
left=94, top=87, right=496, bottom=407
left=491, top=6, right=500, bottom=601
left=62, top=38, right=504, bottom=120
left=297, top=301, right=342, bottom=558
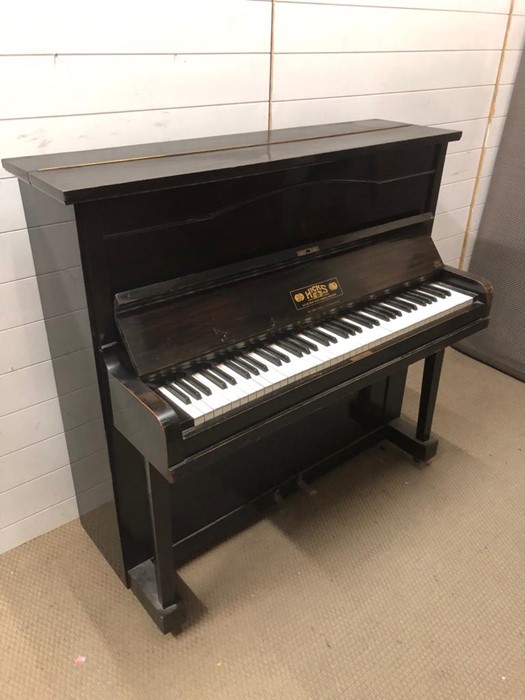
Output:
left=1, top=349, right=524, bottom=700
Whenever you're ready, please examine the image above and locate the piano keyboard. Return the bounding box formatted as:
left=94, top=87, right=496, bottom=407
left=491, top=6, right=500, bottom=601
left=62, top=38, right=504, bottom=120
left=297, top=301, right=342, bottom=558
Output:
left=157, top=282, right=474, bottom=426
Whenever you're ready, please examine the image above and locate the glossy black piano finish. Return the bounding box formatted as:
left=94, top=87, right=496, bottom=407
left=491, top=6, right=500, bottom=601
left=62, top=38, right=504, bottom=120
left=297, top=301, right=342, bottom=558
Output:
left=3, top=120, right=491, bottom=634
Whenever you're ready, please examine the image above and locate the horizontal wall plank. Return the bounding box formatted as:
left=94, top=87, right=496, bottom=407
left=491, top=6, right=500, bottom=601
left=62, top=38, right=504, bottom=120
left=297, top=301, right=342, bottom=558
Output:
left=0, top=228, right=35, bottom=283
left=464, top=230, right=479, bottom=259
left=0, top=359, right=57, bottom=419
left=273, top=51, right=500, bottom=101
left=494, top=83, right=515, bottom=116
left=0, top=396, right=63, bottom=456
left=0, top=419, right=106, bottom=492
left=432, top=207, right=469, bottom=241
left=0, top=385, right=101, bottom=457
left=0, top=320, right=50, bottom=375
left=508, top=14, right=525, bottom=49
left=436, top=179, right=476, bottom=215
left=0, top=101, right=269, bottom=179
left=462, top=254, right=473, bottom=270
left=272, top=85, right=494, bottom=130
left=2, top=1, right=271, bottom=54
left=435, top=233, right=464, bottom=261
left=433, top=118, right=487, bottom=154
left=0, top=277, right=43, bottom=332
left=275, top=1, right=511, bottom=11
left=37, top=268, right=87, bottom=319
left=480, top=146, right=499, bottom=179
left=0, top=309, right=91, bottom=376
left=486, top=115, right=506, bottom=148
left=0, top=54, right=270, bottom=120
left=274, top=4, right=507, bottom=52
left=441, top=150, right=481, bottom=184
left=0, top=178, right=25, bottom=233
left=472, top=177, right=491, bottom=208
left=470, top=203, right=485, bottom=231
left=501, top=50, right=522, bottom=84
left=0, top=451, right=108, bottom=529
left=0, top=348, right=96, bottom=419
left=0, top=494, right=78, bottom=555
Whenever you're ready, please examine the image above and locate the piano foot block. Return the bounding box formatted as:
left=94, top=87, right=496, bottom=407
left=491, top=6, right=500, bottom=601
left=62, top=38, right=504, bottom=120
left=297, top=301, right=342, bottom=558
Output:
left=128, top=559, right=186, bottom=635
left=384, top=418, right=438, bottom=464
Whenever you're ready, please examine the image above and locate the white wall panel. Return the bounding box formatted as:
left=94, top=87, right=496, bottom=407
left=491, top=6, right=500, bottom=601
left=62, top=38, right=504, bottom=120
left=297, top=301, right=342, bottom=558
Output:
left=501, top=50, right=523, bottom=83
left=0, top=229, right=35, bottom=283
left=272, top=86, right=494, bottom=130
left=0, top=179, right=25, bottom=233
left=0, top=397, right=64, bottom=457
left=274, top=5, right=507, bottom=52
left=0, top=55, right=270, bottom=120
left=508, top=14, right=525, bottom=49
left=0, top=321, right=50, bottom=374
left=0, top=102, right=269, bottom=179
left=0, top=277, right=43, bottom=331
left=436, top=180, right=476, bottom=215
left=432, top=207, right=470, bottom=241
left=487, top=116, right=506, bottom=148
left=480, top=147, right=499, bottom=179
left=273, top=52, right=500, bottom=101
left=2, top=1, right=271, bottom=54
left=441, top=151, right=481, bottom=185
left=277, top=1, right=511, bottom=11
left=435, top=233, right=464, bottom=262
left=433, top=119, right=487, bottom=155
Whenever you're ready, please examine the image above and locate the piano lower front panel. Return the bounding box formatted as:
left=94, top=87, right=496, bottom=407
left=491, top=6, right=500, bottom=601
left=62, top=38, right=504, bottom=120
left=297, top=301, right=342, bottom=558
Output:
left=112, top=369, right=407, bottom=574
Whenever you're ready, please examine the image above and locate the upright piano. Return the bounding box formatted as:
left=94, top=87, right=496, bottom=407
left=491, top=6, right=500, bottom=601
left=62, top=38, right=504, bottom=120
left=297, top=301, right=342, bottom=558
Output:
left=3, top=120, right=492, bottom=633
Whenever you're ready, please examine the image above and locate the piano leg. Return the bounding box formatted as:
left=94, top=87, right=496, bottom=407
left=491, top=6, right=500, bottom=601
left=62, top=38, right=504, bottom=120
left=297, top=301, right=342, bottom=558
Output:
left=128, top=461, right=186, bottom=634
left=384, top=349, right=445, bottom=464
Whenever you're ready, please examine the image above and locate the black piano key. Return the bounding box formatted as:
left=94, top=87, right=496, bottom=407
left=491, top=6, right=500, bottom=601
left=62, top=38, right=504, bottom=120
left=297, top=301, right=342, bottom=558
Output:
left=414, top=289, right=438, bottom=302
left=370, top=304, right=396, bottom=319
left=322, top=322, right=349, bottom=339
left=244, top=354, right=268, bottom=372
left=275, top=339, right=303, bottom=357
left=201, top=369, right=227, bottom=390
left=310, top=328, right=338, bottom=344
left=293, top=334, right=318, bottom=351
left=405, top=290, right=432, bottom=305
left=225, top=360, right=251, bottom=379
left=267, top=346, right=291, bottom=363
left=289, top=337, right=311, bottom=354
left=345, top=312, right=374, bottom=329
left=184, top=375, right=212, bottom=396
left=212, top=366, right=237, bottom=385
left=174, top=379, right=201, bottom=401
left=332, top=319, right=358, bottom=335
left=428, top=283, right=451, bottom=297
left=377, top=302, right=401, bottom=317
left=386, top=299, right=413, bottom=312
left=302, top=330, right=330, bottom=347
left=291, top=336, right=314, bottom=353
left=393, top=296, right=418, bottom=311
left=399, top=292, right=427, bottom=307
left=364, top=307, right=391, bottom=322
left=253, top=348, right=282, bottom=367
left=420, top=284, right=447, bottom=299
left=356, top=311, right=380, bottom=326
left=166, top=383, right=192, bottom=405
left=235, top=356, right=260, bottom=375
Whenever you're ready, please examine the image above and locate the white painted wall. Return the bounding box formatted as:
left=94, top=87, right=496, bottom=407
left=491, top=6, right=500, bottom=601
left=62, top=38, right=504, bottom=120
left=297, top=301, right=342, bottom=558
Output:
left=0, top=0, right=523, bottom=554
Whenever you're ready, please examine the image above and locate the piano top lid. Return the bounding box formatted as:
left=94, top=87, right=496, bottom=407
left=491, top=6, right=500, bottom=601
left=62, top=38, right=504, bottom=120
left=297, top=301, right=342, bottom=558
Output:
left=1, top=119, right=461, bottom=205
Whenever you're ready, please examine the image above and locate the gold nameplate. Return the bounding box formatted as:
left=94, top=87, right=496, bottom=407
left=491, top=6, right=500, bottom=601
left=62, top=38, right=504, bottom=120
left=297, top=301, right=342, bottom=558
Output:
left=290, top=277, right=343, bottom=310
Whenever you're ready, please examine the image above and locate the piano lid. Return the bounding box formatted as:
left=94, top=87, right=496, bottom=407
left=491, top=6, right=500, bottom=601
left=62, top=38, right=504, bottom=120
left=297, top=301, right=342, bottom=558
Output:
left=1, top=119, right=461, bottom=205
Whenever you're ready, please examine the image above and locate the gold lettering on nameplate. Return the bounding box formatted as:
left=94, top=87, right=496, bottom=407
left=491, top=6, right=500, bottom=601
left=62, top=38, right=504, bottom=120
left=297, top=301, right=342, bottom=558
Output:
left=290, top=277, right=343, bottom=310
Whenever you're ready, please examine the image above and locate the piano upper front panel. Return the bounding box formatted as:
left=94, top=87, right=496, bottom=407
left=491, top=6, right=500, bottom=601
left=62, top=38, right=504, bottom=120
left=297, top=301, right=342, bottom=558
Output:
left=116, top=231, right=442, bottom=379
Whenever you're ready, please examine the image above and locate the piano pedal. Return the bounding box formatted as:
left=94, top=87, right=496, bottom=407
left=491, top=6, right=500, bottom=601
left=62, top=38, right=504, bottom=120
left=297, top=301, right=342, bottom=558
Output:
left=297, top=476, right=317, bottom=497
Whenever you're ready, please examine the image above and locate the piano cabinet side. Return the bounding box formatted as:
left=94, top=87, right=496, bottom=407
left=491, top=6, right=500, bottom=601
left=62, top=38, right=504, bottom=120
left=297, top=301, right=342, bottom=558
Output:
left=18, top=182, right=129, bottom=584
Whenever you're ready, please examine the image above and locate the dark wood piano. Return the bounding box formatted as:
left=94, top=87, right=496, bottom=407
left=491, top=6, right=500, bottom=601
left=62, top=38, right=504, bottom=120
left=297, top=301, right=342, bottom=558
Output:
left=3, top=119, right=492, bottom=633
